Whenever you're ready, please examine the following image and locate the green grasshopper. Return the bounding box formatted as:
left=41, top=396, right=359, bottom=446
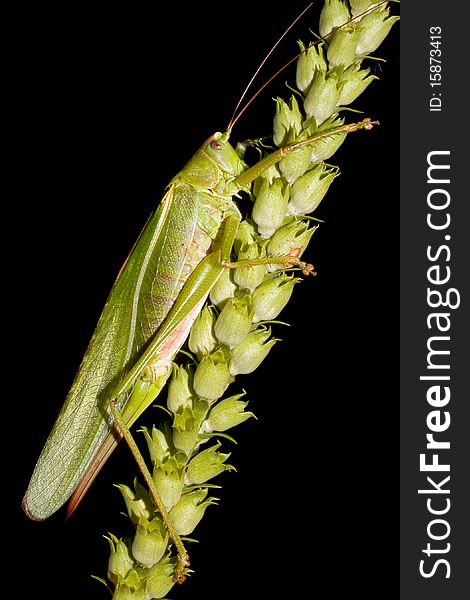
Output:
left=22, top=117, right=375, bottom=521
left=22, top=4, right=387, bottom=580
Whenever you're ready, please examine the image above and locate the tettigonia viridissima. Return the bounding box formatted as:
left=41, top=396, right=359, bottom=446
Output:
left=21, top=0, right=397, bottom=588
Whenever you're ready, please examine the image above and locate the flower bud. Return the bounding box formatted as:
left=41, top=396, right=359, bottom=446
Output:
left=209, top=267, right=237, bottom=309
left=166, top=364, right=194, bottom=412
left=319, top=0, right=350, bottom=38
left=327, top=26, right=360, bottom=69
left=115, top=481, right=153, bottom=524
left=304, top=71, right=342, bottom=126
left=287, top=163, right=339, bottom=216
left=152, top=457, right=184, bottom=510
left=185, top=442, right=234, bottom=485
left=172, top=407, right=200, bottom=456
left=230, top=327, right=277, bottom=376
left=233, top=243, right=266, bottom=292
left=141, top=425, right=170, bottom=466
left=252, top=273, right=300, bottom=322
left=193, top=346, right=232, bottom=401
left=169, top=488, right=217, bottom=535
left=273, top=96, right=303, bottom=147
left=205, top=393, right=255, bottom=431
left=233, top=218, right=258, bottom=256
left=146, top=556, right=176, bottom=599
left=267, top=219, right=316, bottom=270
left=349, top=0, right=379, bottom=18
left=106, top=534, right=134, bottom=585
left=310, top=117, right=346, bottom=163
left=214, top=291, right=254, bottom=348
left=279, top=133, right=315, bottom=185
left=356, top=7, right=399, bottom=55
left=188, top=305, right=218, bottom=360
left=252, top=176, right=289, bottom=238
left=113, top=582, right=146, bottom=600
left=192, top=396, right=211, bottom=422
left=132, top=517, right=169, bottom=568
left=252, top=164, right=280, bottom=198
left=296, top=40, right=327, bottom=94
left=337, top=62, right=376, bottom=106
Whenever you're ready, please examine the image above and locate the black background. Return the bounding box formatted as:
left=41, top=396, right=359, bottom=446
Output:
left=10, top=2, right=399, bottom=598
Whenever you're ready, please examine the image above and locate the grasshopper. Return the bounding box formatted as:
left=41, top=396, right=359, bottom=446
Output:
left=22, top=118, right=375, bottom=522
left=22, top=1, right=394, bottom=585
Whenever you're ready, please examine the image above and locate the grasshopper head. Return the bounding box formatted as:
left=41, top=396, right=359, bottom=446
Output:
left=203, top=132, right=244, bottom=176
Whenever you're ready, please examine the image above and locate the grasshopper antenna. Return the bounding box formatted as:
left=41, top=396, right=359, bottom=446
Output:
left=227, top=2, right=314, bottom=131
left=227, top=0, right=390, bottom=132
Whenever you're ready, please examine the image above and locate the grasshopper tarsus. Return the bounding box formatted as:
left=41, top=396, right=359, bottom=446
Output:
left=173, top=553, right=190, bottom=584
left=301, top=262, right=317, bottom=277
left=353, top=117, right=380, bottom=131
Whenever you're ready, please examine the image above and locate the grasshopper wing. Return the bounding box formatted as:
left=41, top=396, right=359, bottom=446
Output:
left=23, top=183, right=202, bottom=520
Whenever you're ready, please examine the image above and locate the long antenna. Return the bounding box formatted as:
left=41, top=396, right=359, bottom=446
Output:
left=227, top=0, right=390, bottom=132
left=227, top=3, right=314, bottom=131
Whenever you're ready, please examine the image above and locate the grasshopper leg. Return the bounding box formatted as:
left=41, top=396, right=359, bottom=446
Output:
left=218, top=214, right=315, bottom=275
left=109, top=398, right=190, bottom=583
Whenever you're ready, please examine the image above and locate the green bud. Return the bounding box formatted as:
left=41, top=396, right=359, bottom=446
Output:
left=337, top=62, right=377, bottom=106
left=230, top=327, right=278, bottom=376
left=193, top=346, right=232, bottom=401
left=116, top=481, right=153, bottom=525
left=356, top=7, right=399, bottom=55
left=172, top=407, right=201, bottom=456
left=106, top=534, right=134, bottom=585
left=152, top=457, right=184, bottom=510
left=273, top=96, right=303, bottom=148
left=310, top=116, right=346, bottom=162
left=253, top=165, right=280, bottom=198
left=209, top=267, right=237, bottom=309
left=252, top=273, right=300, bottom=322
left=349, top=0, right=379, bottom=18
left=214, top=291, right=254, bottom=348
left=304, top=71, right=342, bottom=126
left=112, top=570, right=145, bottom=600
left=192, top=396, right=211, bottom=422
left=112, top=583, right=146, bottom=600
left=319, top=0, right=350, bottom=38
left=233, top=243, right=266, bottom=292
left=141, top=425, right=170, bottom=466
left=132, top=517, right=169, bottom=568
left=252, top=176, right=289, bottom=239
left=206, top=393, right=254, bottom=431
left=287, top=163, right=339, bottom=216
left=233, top=218, right=258, bottom=256
left=267, top=219, right=316, bottom=270
left=185, top=442, right=234, bottom=485
left=296, top=40, right=327, bottom=94
left=166, top=364, right=194, bottom=412
left=145, top=556, right=176, bottom=599
left=169, top=488, right=217, bottom=535
left=188, top=305, right=218, bottom=360
left=327, top=26, right=360, bottom=69
left=279, top=133, right=314, bottom=185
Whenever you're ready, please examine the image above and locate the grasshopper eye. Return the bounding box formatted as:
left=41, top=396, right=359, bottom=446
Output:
left=210, top=139, right=222, bottom=150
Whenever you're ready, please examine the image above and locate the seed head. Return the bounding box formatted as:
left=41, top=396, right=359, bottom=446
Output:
left=230, top=327, right=278, bottom=376
left=131, top=516, right=169, bottom=568
left=206, top=393, right=255, bottom=431
left=169, top=488, right=218, bottom=536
